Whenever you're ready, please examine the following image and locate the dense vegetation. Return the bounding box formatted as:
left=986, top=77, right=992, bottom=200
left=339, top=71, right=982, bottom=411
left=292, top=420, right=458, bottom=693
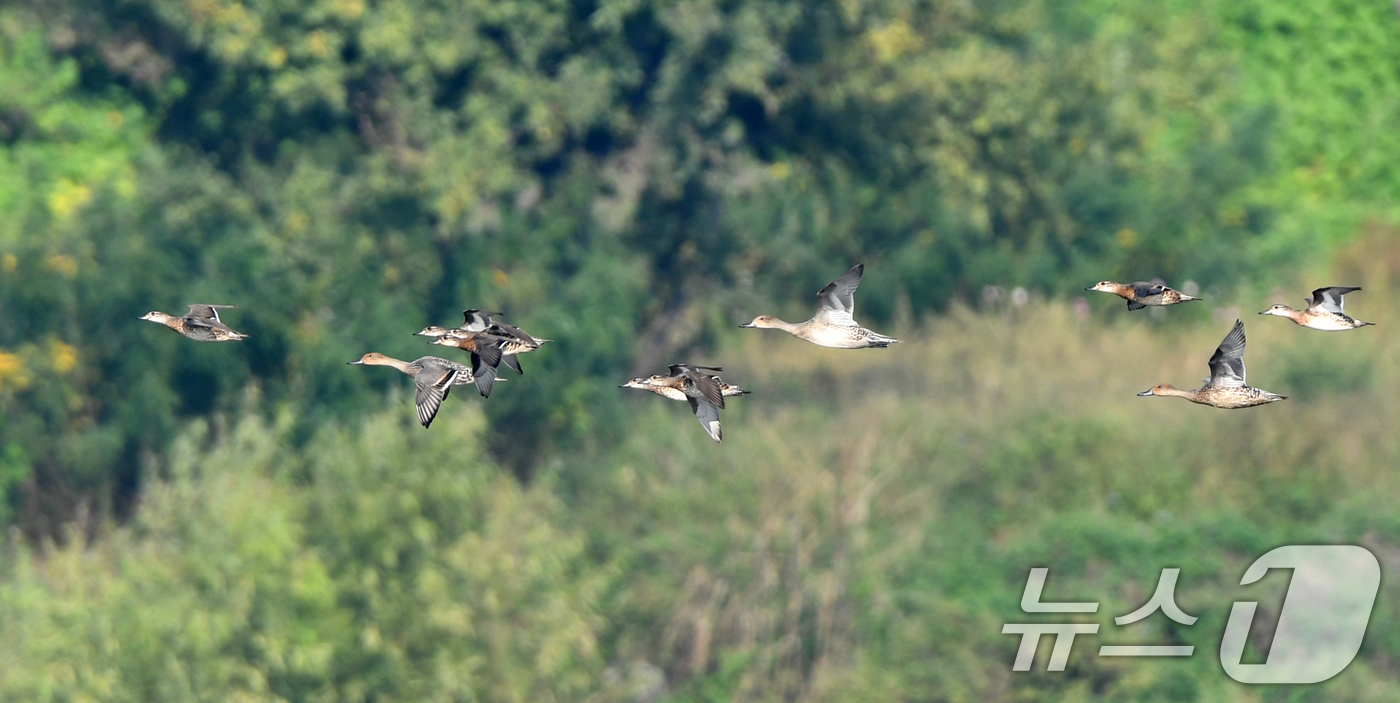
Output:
left=1, top=0, right=1398, bottom=699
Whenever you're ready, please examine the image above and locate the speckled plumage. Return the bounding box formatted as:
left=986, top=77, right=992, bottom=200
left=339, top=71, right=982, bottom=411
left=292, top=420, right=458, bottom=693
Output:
left=348, top=353, right=473, bottom=428
left=1086, top=281, right=1200, bottom=310
left=140, top=304, right=248, bottom=341
left=621, top=364, right=745, bottom=443
left=1137, top=319, right=1286, bottom=408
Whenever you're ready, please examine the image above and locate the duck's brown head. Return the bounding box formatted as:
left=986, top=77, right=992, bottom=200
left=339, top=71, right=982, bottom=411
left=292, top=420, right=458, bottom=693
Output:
left=414, top=325, right=451, bottom=337
left=1137, top=384, right=1179, bottom=397
left=429, top=335, right=470, bottom=348
left=1086, top=281, right=1121, bottom=294
left=139, top=311, right=172, bottom=323
left=739, top=315, right=779, bottom=329
left=1258, top=304, right=1292, bottom=317
left=349, top=352, right=392, bottom=366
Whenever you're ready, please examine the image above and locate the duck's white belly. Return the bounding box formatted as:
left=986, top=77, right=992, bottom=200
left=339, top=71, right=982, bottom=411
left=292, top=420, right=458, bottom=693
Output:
left=1306, top=315, right=1356, bottom=331
left=806, top=325, right=866, bottom=348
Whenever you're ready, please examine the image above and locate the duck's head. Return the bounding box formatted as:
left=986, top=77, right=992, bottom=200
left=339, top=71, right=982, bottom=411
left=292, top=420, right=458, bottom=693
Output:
left=1137, top=384, right=1178, bottom=397
left=1258, top=304, right=1292, bottom=317
left=429, top=335, right=465, bottom=348
left=1086, top=281, right=1119, bottom=293
left=139, top=311, right=171, bottom=323
left=620, top=375, right=667, bottom=389
left=414, top=325, right=450, bottom=337
left=349, top=352, right=391, bottom=366
left=739, top=315, right=778, bottom=329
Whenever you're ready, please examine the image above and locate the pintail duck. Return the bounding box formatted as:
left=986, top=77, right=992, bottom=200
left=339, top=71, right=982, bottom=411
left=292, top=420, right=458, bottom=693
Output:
left=413, top=310, right=504, bottom=338
left=348, top=353, right=474, bottom=428
left=620, top=364, right=742, bottom=443
left=1258, top=286, right=1373, bottom=331
left=417, top=310, right=550, bottom=374
left=740, top=263, right=899, bottom=348
left=140, top=304, right=248, bottom=341
left=428, top=330, right=512, bottom=397
left=1087, top=281, right=1200, bottom=310
left=1137, top=319, right=1286, bottom=408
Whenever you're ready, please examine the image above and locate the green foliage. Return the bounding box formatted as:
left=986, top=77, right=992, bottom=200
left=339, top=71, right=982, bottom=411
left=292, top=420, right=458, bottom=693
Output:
left=0, top=407, right=605, bottom=701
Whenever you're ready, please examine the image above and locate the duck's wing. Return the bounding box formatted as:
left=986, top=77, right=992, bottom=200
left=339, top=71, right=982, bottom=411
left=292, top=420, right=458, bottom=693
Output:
left=502, top=354, right=523, bottom=374
left=668, top=363, right=723, bottom=375
left=461, top=309, right=502, bottom=332
left=670, top=364, right=725, bottom=408
left=687, top=396, right=723, bottom=443
left=473, top=333, right=505, bottom=369
left=813, top=263, right=864, bottom=326
left=413, top=365, right=459, bottom=428
left=182, top=313, right=243, bottom=335
left=470, top=353, right=499, bottom=398
left=1206, top=319, right=1248, bottom=389
left=1309, top=287, right=1360, bottom=314
left=186, top=304, right=235, bottom=322
left=488, top=320, right=541, bottom=346
left=422, top=356, right=475, bottom=384
left=1130, top=282, right=1165, bottom=298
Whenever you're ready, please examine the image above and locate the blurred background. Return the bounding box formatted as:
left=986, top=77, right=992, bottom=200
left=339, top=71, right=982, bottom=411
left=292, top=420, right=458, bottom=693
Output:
left=2, top=0, right=1399, bottom=699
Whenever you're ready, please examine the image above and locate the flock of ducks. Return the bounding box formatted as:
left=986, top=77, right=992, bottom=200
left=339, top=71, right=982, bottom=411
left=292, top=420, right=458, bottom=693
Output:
left=1088, top=281, right=1372, bottom=409
left=139, top=268, right=1372, bottom=440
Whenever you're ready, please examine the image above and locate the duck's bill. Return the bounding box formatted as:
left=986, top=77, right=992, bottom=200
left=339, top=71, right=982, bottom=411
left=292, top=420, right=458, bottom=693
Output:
left=348, top=359, right=365, bottom=365
left=737, top=322, right=755, bottom=328
left=1136, top=388, right=1155, bottom=396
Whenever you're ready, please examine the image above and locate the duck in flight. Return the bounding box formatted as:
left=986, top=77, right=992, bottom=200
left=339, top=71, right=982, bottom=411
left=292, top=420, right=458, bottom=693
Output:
left=1258, top=286, right=1373, bottom=331
left=139, top=304, right=248, bottom=341
left=348, top=353, right=474, bottom=428
left=1086, top=281, right=1200, bottom=310
left=1137, top=319, right=1286, bottom=408
left=428, top=329, right=513, bottom=397
left=416, top=310, right=550, bottom=374
left=621, top=364, right=745, bottom=442
left=740, top=263, right=898, bottom=348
